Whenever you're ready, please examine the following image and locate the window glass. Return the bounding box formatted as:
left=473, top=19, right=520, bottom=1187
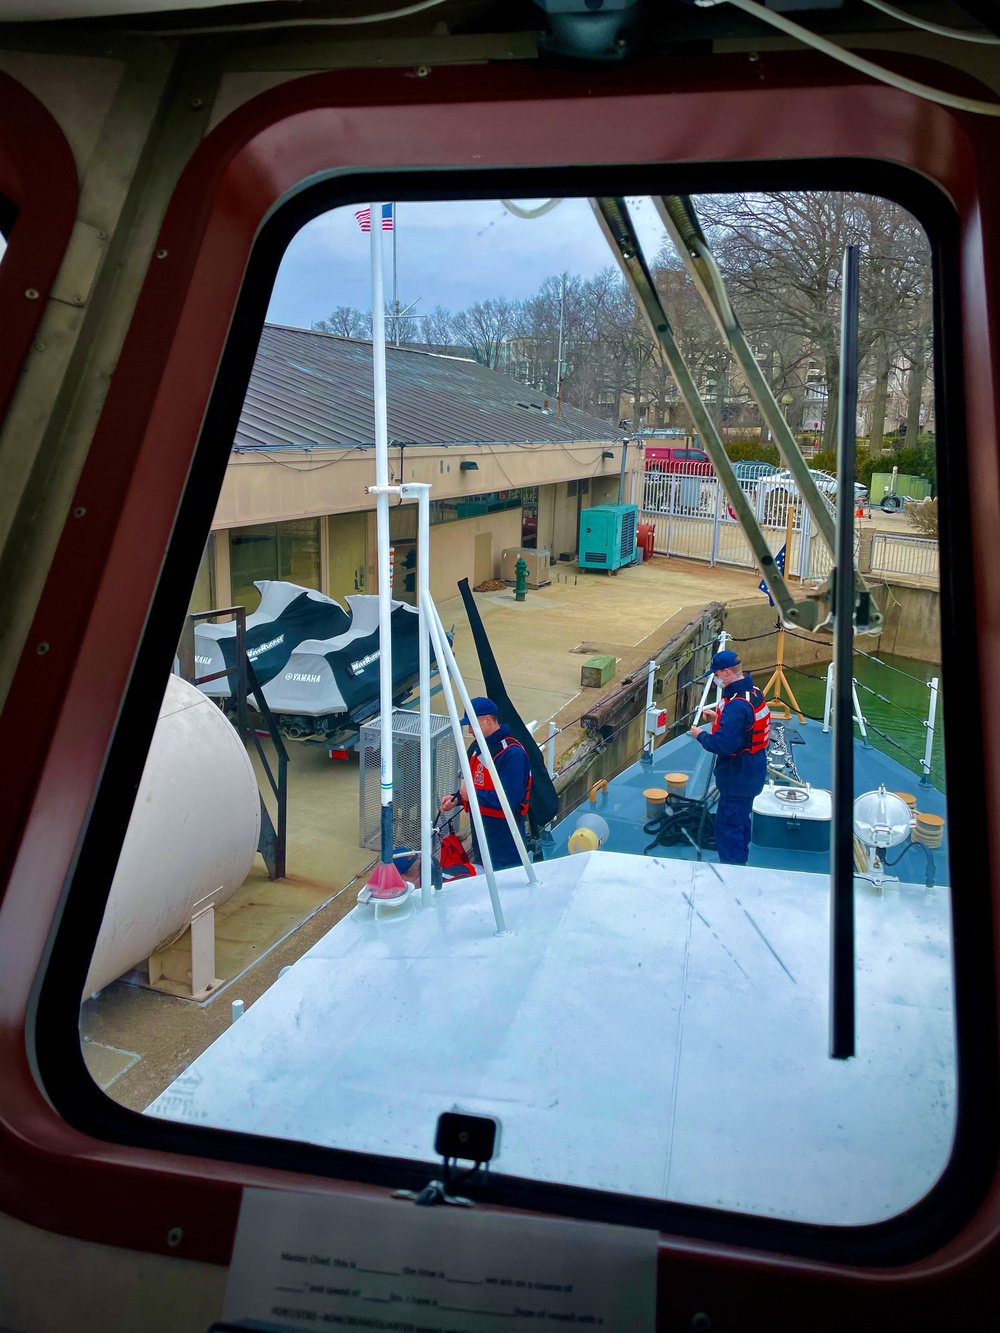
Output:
left=187, top=535, right=216, bottom=617
left=231, top=518, right=320, bottom=611
left=80, top=190, right=954, bottom=1237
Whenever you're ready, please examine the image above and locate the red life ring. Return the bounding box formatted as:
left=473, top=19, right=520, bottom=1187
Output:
left=727, top=501, right=737, bottom=521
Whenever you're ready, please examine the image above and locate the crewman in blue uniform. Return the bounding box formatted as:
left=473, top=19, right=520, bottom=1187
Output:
left=440, top=697, right=532, bottom=871
left=689, top=650, right=770, bottom=865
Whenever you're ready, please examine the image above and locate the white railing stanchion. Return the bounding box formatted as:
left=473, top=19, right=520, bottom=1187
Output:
left=695, top=628, right=728, bottom=724
left=422, top=601, right=507, bottom=934
left=851, top=677, right=870, bottom=744
left=823, top=662, right=834, bottom=733
left=547, top=721, right=557, bottom=777
left=643, top=658, right=656, bottom=758
left=422, top=591, right=537, bottom=886
left=399, top=482, right=434, bottom=897
left=921, top=675, right=939, bottom=787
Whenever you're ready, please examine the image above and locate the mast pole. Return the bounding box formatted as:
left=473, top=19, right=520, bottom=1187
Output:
left=393, top=203, right=400, bottom=347
left=363, top=202, right=406, bottom=900
left=556, top=271, right=566, bottom=420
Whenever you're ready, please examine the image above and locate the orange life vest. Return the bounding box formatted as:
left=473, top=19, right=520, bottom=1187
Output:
left=711, top=685, right=771, bottom=755
left=469, top=736, right=532, bottom=818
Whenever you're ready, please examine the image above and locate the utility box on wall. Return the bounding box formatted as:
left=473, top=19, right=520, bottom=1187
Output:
left=501, top=546, right=551, bottom=588
left=578, top=504, right=639, bottom=571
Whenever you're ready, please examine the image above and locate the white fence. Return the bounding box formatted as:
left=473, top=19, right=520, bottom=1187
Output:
left=869, top=533, right=939, bottom=581
left=641, top=463, right=840, bottom=581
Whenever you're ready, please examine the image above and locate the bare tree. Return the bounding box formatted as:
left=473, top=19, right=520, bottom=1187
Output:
left=452, top=297, right=523, bottom=369
left=423, top=305, right=455, bottom=353
left=697, top=192, right=932, bottom=452
left=313, top=305, right=370, bottom=338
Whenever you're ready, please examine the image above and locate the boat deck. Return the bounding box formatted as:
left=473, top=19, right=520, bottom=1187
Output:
left=147, top=848, right=955, bottom=1227
left=547, top=719, right=949, bottom=881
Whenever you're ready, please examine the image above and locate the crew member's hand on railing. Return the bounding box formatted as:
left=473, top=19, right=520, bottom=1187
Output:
left=440, top=783, right=468, bottom=814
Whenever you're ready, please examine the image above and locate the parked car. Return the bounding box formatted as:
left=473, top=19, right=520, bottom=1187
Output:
left=645, top=445, right=712, bottom=472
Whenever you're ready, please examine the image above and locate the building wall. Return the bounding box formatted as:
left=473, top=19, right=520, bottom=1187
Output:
left=725, top=579, right=941, bottom=669
left=213, top=441, right=640, bottom=530
left=331, top=507, right=524, bottom=605
left=426, top=508, right=523, bottom=601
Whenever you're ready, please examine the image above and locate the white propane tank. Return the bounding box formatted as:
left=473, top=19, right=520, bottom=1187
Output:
left=84, top=674, right=261, bottom=996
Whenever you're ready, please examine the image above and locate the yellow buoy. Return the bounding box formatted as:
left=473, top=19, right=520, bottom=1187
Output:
left=568, top=827, right=600, bottom=855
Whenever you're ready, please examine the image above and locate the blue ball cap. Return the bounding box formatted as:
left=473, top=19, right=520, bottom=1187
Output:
left=710, top=649, right=741, bottom=674
left=460, top=696, right=499, bottom=726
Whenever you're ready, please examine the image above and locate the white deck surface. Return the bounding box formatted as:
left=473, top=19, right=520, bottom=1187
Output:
left=147, top=851, right=956, bottom=1226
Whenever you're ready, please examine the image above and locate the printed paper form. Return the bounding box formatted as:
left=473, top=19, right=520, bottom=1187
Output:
left=223, top=1189, right=657, bottom=1331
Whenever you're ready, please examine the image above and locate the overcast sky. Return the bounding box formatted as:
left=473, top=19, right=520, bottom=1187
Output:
left=0, top=197, right=668, bottom=327
left=265, top=196, right=670, bottom=330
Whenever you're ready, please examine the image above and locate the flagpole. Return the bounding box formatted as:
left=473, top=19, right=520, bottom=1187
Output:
left=392, top=203, right=400, bottom=348
left=363, top=201, right=407, bottom=901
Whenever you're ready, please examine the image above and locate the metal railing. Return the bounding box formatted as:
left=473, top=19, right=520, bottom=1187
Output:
left=177, top=606, right=288, bottom=880
left=641, top=462, right=826, bottom=578
left=869, top=532, right=939, bottom=580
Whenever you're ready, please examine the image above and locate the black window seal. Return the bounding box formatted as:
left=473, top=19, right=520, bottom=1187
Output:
left=30, top=157, right=997, bottom=1268
left=0, top=189, right=15, bottom=241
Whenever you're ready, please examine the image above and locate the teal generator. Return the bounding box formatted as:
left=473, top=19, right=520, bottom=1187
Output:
left=579, top=504, right=639, bottom=572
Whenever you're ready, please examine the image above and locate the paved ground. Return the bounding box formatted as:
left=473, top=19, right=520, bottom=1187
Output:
left=76, top=553, right=777, bottom=1111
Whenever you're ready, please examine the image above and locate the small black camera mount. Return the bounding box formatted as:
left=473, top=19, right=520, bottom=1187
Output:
left=394, top=1112, right=502, bottom=1208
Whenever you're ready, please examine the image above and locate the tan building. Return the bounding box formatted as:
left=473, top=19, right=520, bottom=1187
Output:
left=193, top=326, right=640, bottom=614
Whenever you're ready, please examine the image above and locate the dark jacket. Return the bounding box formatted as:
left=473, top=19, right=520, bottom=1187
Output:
left=695, top=674, right=768, bottom=800
left=464, top=724, right=531, bottom=868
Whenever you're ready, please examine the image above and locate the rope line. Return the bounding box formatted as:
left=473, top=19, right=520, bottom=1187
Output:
left=854, top=646, right=934, bottom=685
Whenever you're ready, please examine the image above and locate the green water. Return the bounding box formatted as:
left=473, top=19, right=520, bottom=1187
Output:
left=778, top=651, right=944, bottom=785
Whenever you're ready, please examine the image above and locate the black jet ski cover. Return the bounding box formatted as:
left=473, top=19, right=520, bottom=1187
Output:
left=202, top=583, right=351, bottom=695
left=458, top=577, right=559, bottom=828
left=323, top=603, right=421, bottom=718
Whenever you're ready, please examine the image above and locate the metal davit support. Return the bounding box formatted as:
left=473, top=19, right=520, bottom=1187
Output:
left=178, top=605, right=288, bottom=881
left=590, top=196, right=818, bottom=631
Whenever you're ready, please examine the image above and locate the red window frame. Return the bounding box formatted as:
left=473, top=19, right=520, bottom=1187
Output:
left=1, top=52, right=1000, bottom=1323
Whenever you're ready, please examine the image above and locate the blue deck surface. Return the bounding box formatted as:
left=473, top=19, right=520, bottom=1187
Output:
left=547, top=718, right=949, bottom=884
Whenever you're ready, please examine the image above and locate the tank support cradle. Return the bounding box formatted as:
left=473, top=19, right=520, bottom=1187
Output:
left=147, top=888, right=224, bottom=1001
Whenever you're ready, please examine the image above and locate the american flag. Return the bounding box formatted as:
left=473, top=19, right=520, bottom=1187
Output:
left=758, top=544, right=786, bottom=607
left=355, top=203, right=394, bottom=232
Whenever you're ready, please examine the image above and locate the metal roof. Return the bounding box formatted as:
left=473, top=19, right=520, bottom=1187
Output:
left=234, top=324, right=620, bottom=451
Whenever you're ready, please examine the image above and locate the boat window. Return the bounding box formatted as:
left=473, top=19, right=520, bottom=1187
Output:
left=74, top=188, right=963, bottom=1250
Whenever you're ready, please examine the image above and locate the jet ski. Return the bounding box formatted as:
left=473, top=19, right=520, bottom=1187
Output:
left=192, top=581, right=350, bottom=698
left=263, top=594, right=424, bottom=744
